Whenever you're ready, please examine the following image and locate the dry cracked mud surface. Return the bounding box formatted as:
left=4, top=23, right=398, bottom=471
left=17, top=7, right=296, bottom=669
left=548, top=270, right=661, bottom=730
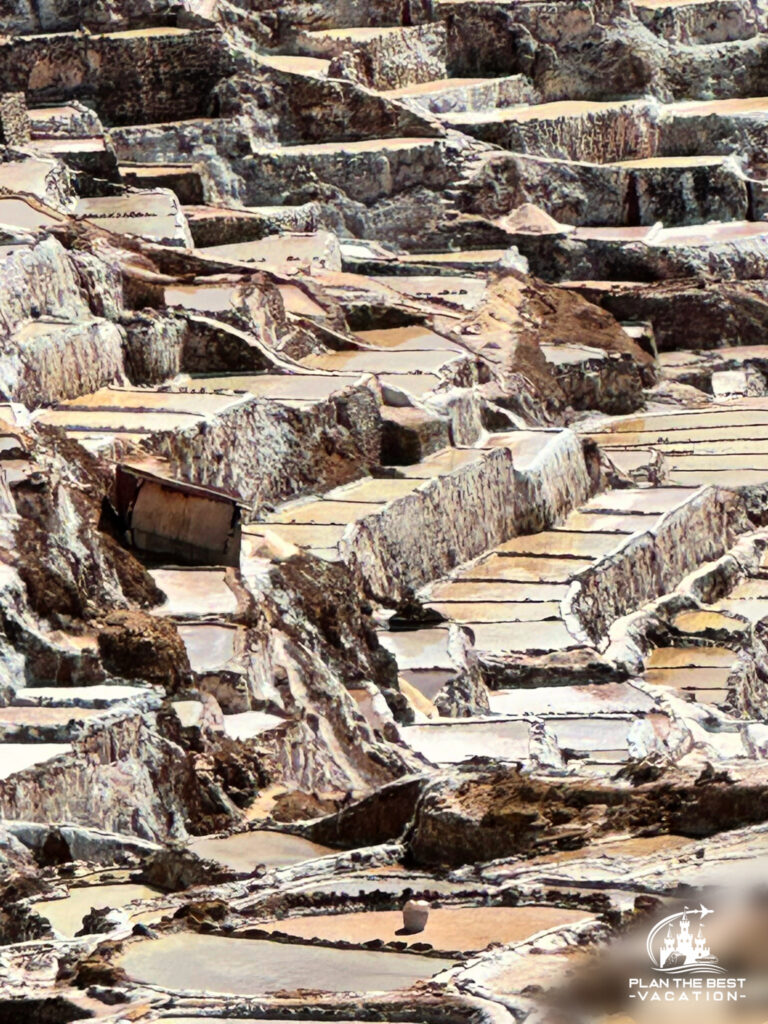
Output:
left=2, top=0, right=768, bottom=1022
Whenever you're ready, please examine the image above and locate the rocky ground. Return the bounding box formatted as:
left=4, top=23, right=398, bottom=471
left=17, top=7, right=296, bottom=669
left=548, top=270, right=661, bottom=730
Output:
left=1, top=0, right=768, bottom=1021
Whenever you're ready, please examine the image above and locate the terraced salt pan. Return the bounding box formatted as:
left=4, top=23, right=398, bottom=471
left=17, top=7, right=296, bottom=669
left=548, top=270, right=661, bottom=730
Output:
left=403, top=719, right=531, bottom=763
left=165, top=283, right=239, bottom=313
left=459, top=553, right=594, bottom=583
left=196, top=232, right=339, bottom=271
left=34, top=137, right=107, bottom=155
left=0, top=706, right=100, bottom=726
left=272, top=137, right=439, bottom=156
left=35, top=883, right=161, bottom=938
left=467, top=620, right=578, bottom=652
left=426, top=601, right=563, bottom=622
left=579, top=487, right=699, bottom=515
left=223, top=711, right=284, bottom=741
left=667, top=468, right=768, bottom=487
left=301, top=349, right=460, bottom=373
left=383, top=76, right=503, bottom=96
left=0, top=159, right=72, bottom=199
left=571, top=226, right=656, bottom=241
left=553, top=715, right=664, bottom=753
left=379, top=629, right=453, bottom=671
left=263, top=906, right=592, bottom=953
left=643, top=666, right=731, bottom=693
left=0, top=196, right=63, bottom=231
left=13, top=684, right=150, bottom=707
left=400, top=669, right=456, bottom=700
left=97, top=25, right=193, bottom=37
left=120, top=933, right=454, bottom=993
left=648, top=646, right=736, bottom=667
left=651, top=438, right=768, bottom=456
left=667, top=454, right=768, bottom=470
left=178, top=623, right=242, bottom=673
left=264, top=499, right=378, bottom=525
left=76, top=194, right=187, bottom=244
left=495, top=531, right=620, bottom=559
left=370, top=275, right=486, bottom=309
left=404, top=716, right=645, bottom=763
left=34, top=386, right=249, bottom=442
left=191, top=374, right=360, bottom=402
left=554, top=511, right=662, bottom=534
left=713, top=579, right=768, bottom=621
left=672, top=609, right=745, bottom=634
left=40, top=385, right=242, bottom=415
left=392, top=448, right=486, bottom=476
left=308, top=477, right=422, bottom=504
left=610, top=155, right=729, bottom=169
left=253, top=523, right=347, bottom=550
left=354, top=326, right=465, bottom=352
left=489, top=682, right=655, bottom=716
left=426, top=580, right=569, bottom=602
left=445, top=98, right=635, bottom=125
left=149, top=568, right=240, bottom=618
left=377, top=373, right=443, bottom=398
left=36, top=410, right=204, bottom=435
left=480, top=429, right=580, bottom=467
left=714, top=597, right=768, bottom=621
left=589, top=421, right=768, bottom=459
left=398, top=250, right=507, bottom=268
left=554, top=833, right=696, bottom=860
left=0, top=744, right=70, bottom=779
left=258, top=53, right=330, bottom=75
left=669, top=96, right=768, bottom=116
left=189, top=830, right=334, bottom=871
left=653, top=221, right=768, bottom=246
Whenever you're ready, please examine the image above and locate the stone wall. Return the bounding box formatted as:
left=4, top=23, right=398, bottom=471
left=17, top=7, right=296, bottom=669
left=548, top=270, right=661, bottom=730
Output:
left=1, top=319, right=127, bottom=408
left=460, top=152, right=748, bottom=229
left=567, top=486, right=753, bottom=644
left=0, top=713, right=199, bottom=840
left=0, top=238, right=93, bottom=336
left=636, top=0, right=757, bottom=44
left=239, top=138, right=458, bottom=207
left=0, top=29, right=231, bottom=126
left=460, top=101, right=661, bottom=163
left=0, top=91, right=30, bottom=144
left=121, top=311, right=185, bottom=384
left=0, top=0, right=178, bottom=35
left=324, top=23, right=447, bottom=90
left=461, top=153, right=627, bottom=227
left=343, top=430, right=595, bottom=602
left=147, top=383, right=383, bottom=510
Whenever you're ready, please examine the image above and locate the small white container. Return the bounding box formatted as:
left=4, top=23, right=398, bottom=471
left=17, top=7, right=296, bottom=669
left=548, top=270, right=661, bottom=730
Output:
left=402, top=899, right=430, bottom=933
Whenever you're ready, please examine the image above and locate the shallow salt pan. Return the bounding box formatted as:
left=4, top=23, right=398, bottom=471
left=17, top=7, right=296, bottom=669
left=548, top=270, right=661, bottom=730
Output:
left=150, top=568, right=239, bottom=618
left=404, top=720, right=530, bottom=763
left=120, top=933, right=454, bottom=994
left=263, top=905, right=592, bottom=953
left=0, top=743, right=70, bottom=779
left=647, top=646, right=735, bottom=668
left=189, top=830, right=334, bottom=872
left=35, top=883, right=160, bottom=937
left=490, top=682, right=655, bottom=716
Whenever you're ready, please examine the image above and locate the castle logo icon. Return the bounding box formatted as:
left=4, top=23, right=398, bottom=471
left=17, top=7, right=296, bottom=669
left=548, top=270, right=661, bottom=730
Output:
left=647, top=904, right=725, bottom=976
